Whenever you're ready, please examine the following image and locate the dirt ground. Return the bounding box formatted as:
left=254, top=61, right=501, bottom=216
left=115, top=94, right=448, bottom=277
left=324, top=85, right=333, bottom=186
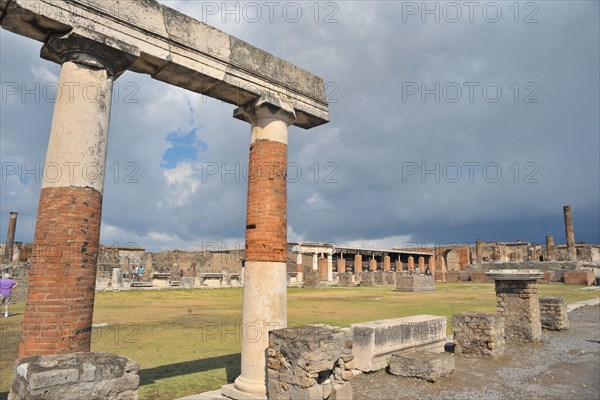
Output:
left=353, top=305, right=600, bottom=400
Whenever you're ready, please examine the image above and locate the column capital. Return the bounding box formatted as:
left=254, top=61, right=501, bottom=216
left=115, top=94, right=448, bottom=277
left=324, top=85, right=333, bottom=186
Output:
left=41, top=30, right=139, bottom=78
left=233, top=95, right=297, bottom=126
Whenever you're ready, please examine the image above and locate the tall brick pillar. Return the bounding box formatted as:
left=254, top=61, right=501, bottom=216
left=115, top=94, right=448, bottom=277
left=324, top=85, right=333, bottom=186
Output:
left=395, top=260, right=403, bottom=271
left=318, top=257, right=328, bottom=281
left=563, top=205, right=576, bottom=261
left=354, top=254, right=363, bottom=274
left=383, top=255, right=391, bottom=272
left=418, top=256, right=425, bottom=272
left=408, top=256, right=415, bottom=271
left=337, top=257, right=346, bottom=273
left=545, top=235, right=556, bottom=261
left=19, top=33, right=136, bottom=358
left=369, top=258, right=377, bottom=271
left=428, top=255, right=436, bottom=273
left=3, top=212, right=18, bottom=263
left=228, top=97, right=295, bottom=398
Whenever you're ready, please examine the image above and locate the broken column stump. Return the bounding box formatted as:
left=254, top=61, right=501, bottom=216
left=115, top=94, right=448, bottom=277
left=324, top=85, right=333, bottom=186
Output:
left=539, top=297, right=569, bottom=331
left=453, top=312, right=505, bottom=357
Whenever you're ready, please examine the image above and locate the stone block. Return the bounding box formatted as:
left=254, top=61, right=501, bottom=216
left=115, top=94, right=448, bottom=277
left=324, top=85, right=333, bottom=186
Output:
left=8, top=352, right=139, bottom=400
left=395, top=274, right=435, bottom=292
left=470, top=272, right=494, bottom=283
left=452, top=312, right=505, bottom=357
left=337, top=273, right=354, bottom=287
left=388, top=351, right=455, bottom=382
left=303, top=270, right=321, bottom=288
left=539, top=297, right=569, bottom=331
left=351, top=315, right=447, bottom=372
left=359, top=272, right=375, bottom=286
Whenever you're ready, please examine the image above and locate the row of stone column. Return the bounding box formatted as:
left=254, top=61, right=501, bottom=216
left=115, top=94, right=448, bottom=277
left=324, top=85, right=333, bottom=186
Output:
left=306, top=255, right=435, bottom=279
left=20, top=32, right=292, bottom=399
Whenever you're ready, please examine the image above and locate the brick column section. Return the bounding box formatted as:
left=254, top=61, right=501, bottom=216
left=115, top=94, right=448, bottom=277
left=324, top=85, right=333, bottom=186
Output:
left=395, top=260, right=403, bottom=271
left=408, top=256, right=415, bottom=272
left=492, top=277, right=542, bottom=343
left=369, top=258, right=377, bottom=271
left=318, top=257, right=328, bottom=281
left=354, top=254, right=363, bottom=274
left=19, top=32, right=136, bottom=358
left=3, top=212, right=18, bottom=263
left=563, top=205, right=576, bottom=260
left=337, top=258, right=346, bottom=273
left=428, top=255, right=436, bottom=274
left=383, top=255, right=391, bottom=272
left=230, top=97, right=296, bottom=397
left=418, top=256, right=425, bottom=272
left=545, top=235, right=556, bottom=261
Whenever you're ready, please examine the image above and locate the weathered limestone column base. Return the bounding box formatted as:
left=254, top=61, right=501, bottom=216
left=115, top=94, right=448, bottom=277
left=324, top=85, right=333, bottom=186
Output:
left=8, top=352, right=139, bottom=400
left=486, top=270, right=543, bottom=343
left=229, top=261, right=287, bottom=398
left=388, top=351, right=455, bottom=382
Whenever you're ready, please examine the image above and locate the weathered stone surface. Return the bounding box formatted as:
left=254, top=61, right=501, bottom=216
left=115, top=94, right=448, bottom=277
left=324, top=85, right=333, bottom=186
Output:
left=539, top=297, right=569, bottom=331
left=359, top=272, right=375, bottom=286
left=303, top=270, right=321, bottom=288
left=0, top=0, right=329, bottom=128
left=395, top=274, right=435, bottom=292
left=267, top=325, right=356, bottom=400
left=388, top=351, right=455, bottom=382
left=351, top=315, right=447, bottom=372
left=8, top=352, right=139, bottom=400
left=493, top=278, right=542, bottom=343
left=453, top=312, right=505, bottom=357
left=337, top=273, right=354, bottom=287
left=563, top=271, right=595, bottom=285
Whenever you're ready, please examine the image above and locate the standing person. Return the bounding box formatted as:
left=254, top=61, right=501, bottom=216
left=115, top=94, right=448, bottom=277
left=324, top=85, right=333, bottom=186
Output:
left=138, top=265, right=145, bottom=281
left=1, top=273, right=19, bottom=317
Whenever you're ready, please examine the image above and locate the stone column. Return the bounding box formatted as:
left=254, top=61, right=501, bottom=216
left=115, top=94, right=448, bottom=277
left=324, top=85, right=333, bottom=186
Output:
left=383, top=255, right=391, bottom=272
left=337, top=257, right=346, bottom=273
left=318, top=257, right=328, bottom=281
left=3, top=212, right=18, bottom=263
left=486, top=271, right=543, bottom=343
left=418, top=256, right=425, bottom=272
left=228, top=97, right=295, bottom=398
left=354, top=254, right=363, bottom=274
left=327, top=254, right=333, bottom=281
left=295, top=255, right=303, bottom=284
left=369, top=257, right=377, bottom=271
left=563, top=205, right=576, bottom=261
left=475, top=239, right=483, bottom=262
left=545, top=235, right=556, bottom=261
left=408, top=256, right=415, bottom=272
left=19, top=33, right=136, bottom=358
left=312, top=253, right=318, bottom=271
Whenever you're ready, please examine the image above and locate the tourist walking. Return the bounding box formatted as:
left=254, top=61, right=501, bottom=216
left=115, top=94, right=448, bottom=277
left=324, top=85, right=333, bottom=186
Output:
left=1, top=273, right=19, bottom=317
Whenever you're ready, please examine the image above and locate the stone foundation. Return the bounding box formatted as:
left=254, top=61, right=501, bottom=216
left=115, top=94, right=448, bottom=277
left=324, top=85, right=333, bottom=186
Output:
left=337, top=273, right=354, bottom=287
left=452, top=312, right=505, bottom=357
left=395, top=274, right=436, bottom=292
left=388, top=351, right=455, bottom=382
left=359, top=272, right=375, bottom=286
left=351, top=315, right=447, bottom=372
left=303, top=270, right=321, bottom=288
left=8, top=352, right=139, bottom=400
left=494, top=279, right=542, bottom=343
left=383, top=272, right=396, bottom=285
left=539, top=297, right=569, bottom=331
left=267, top=325, right=356, bottom=400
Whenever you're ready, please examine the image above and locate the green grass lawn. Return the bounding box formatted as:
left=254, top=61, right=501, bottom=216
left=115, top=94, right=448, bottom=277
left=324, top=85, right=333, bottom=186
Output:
left=1, top=283, right=598, bottom=399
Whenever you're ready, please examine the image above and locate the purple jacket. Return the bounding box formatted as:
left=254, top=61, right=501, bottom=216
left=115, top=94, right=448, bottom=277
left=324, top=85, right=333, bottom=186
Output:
left=0, top=279, right=18, bottom=296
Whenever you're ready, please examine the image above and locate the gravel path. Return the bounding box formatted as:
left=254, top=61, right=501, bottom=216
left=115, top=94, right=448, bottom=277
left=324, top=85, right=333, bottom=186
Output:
left=353, top=305, right=600, bottom=400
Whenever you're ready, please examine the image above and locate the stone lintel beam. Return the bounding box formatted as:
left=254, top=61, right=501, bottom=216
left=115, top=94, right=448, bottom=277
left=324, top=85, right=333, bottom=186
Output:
left=1, top=0, right=329, bottom=129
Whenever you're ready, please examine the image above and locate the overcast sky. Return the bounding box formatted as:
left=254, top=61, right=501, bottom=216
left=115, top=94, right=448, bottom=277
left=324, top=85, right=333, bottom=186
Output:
left=1, top=1, right=598, bottom=252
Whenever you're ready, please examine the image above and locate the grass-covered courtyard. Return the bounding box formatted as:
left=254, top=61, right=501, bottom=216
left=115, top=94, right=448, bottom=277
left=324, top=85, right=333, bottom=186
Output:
left=1, top=283, right=598, bottom=399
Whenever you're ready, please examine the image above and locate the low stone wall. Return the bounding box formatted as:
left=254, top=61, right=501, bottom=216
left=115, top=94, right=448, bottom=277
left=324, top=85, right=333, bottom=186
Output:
left=359, top=272, right=375, bottom=286
left=303, top=270, right=321, bottom=288
left=395, top=274, right=436, bottom=292
left=563, top=271, right=595, bottom=286
left=351, top=315, right=447, bottom=372
left=383, top=271, right=396, bottom=285
left=8, top=352, right=139, bottom=400
left=539, top=297, right=569, bottom=331
left=452, top=312, right=505, bottom=357
left=374, top=271, right=384, bottom=285
left=267, top=325, right=356, bottom=400
left=337, top=272, right=354, bottom=287
left=388, top=351, right=455, bottom=382
left=445, top=272, right=462, bottom=282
